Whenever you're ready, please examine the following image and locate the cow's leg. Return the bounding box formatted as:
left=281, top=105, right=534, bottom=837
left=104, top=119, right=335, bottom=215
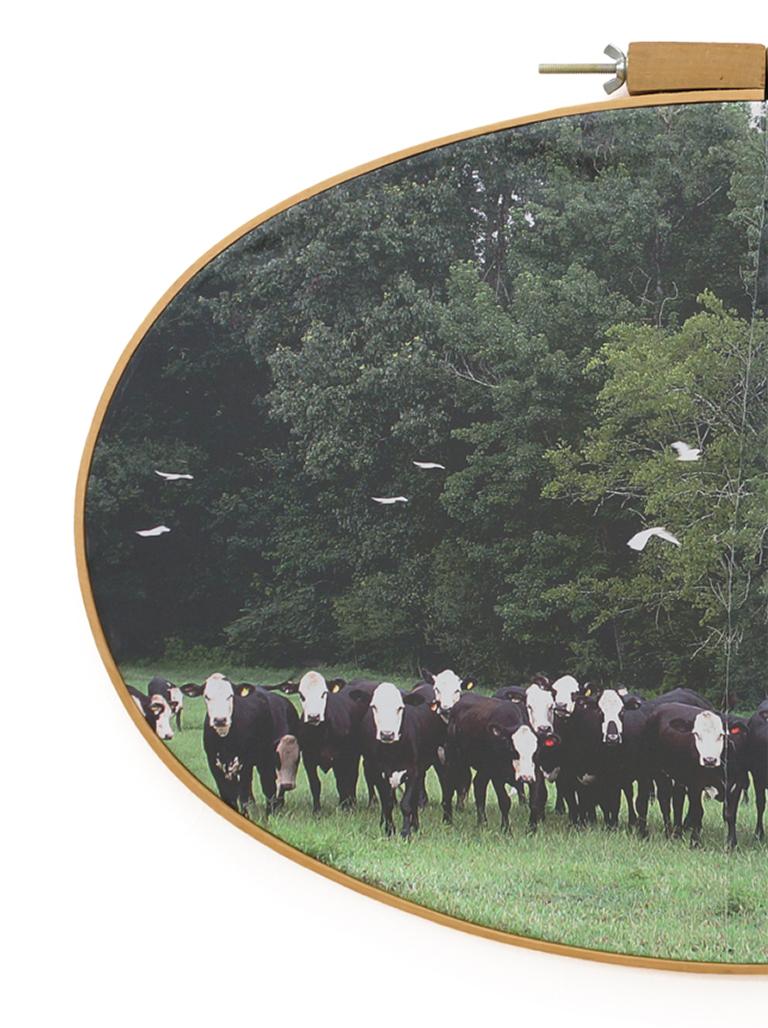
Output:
left=554, top=781, right=565, bottom=814
left=334, top=755, right=358, bottom=810
left=305, top=760, right=322, bottom=814
left=605, top=785, right=621, bottom=830
left=434, top=762, right=454, bottom=825
left=755, top=779, right=766, bottom=841
left=473, top=770, right=489, bottom=826
left=175, top=710, right=182, bottom=732
left=361, top=758, right=377, bottom=807
left=256, top=759, right=278, bottom=817
left=688, top=788, right=704, bottom=848
left=400, top=773, right=421, bottom=839
left=377, top=774, right=396, bottom=837
left=723, top=782, right=742, bottom=850
left=623, top=781, right=637, bottom=828
left=671, top=781, right=686, bottom=839
left=491, top=776, right=512, bottom=832
left=656, top=776, right=673, bottom=838
left=635, top=775, right=650, bottom=838
left=528, top=774, right=546, bottom=834
left=559, top=776, right=580, bottom=826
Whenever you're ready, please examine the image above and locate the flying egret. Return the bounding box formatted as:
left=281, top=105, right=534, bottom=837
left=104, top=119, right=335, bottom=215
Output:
left=670, top=442, right=701, bottom=462
left=371, top=496, right=409, bottom=505
left=627, top=527, right=681, bottom=551
left=412, top=461, right=446, bottom=470
left=155, top=470, right=194, bottom=481
left=136, top=525, right=171, bottom=537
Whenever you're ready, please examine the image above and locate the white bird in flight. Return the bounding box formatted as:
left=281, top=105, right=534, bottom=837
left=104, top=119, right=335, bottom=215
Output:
left=372, top=496, right=409, bottom=505
left=671, top=441, right=701, bottom=462
left=627, top=527, right=681, bottom=551
left=412, top=461, right=446, bottom=470
left=136, top=525, right=171, bottom=537
left=155, top=470, right=194, bottom=481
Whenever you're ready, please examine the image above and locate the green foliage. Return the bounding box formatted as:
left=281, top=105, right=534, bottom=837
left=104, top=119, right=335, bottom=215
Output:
left=87, top=102, right=767, bottom=704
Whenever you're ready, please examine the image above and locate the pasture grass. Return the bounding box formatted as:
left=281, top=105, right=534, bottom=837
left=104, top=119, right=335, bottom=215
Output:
left=122, top=662, right=767, bottom=966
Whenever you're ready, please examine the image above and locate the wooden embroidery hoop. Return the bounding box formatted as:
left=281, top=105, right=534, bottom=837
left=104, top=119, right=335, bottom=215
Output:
left=75, top=40, right=768, bottom=975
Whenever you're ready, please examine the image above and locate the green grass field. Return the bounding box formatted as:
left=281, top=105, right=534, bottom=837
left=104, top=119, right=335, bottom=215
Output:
left=122, top=662, right=767, bottom=965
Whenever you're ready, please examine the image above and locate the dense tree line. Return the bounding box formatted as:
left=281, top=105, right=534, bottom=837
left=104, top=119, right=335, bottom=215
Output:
left=86, top=102, right=768, bottom=705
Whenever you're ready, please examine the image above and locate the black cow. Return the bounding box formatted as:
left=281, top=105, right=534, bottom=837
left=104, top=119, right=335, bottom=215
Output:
left=636, top=702, right=750, bottom=848
left=270, top=671, right=376, bottom=812
left=554, top=685, right=644, bottom=828
left=180, top=674, right=279, bottom=817
left=355, top=682, right=448, bottom=838
left=247, top=686, right=302, bottom=808
left=747, top=698, right=768, bottom=840
left=127, top=684, right=174, bottom=740
left=642, top=687, right=713, bottom=712
left=445, top=694, right=558, bottom=833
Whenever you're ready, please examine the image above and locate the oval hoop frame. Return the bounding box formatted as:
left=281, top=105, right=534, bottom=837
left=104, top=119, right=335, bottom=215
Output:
left=75, top=87, right=767, bottom=975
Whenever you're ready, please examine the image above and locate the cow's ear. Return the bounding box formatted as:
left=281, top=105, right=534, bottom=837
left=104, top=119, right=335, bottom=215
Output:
left=532, top=673, right=551, bottom=689
left=760, top=710, right=768, bottom=722
left=420, top=668, right=435, bottom=685
left=488, top=724, right=504, bottom=738
left=461, top=675, right=476, bottom=691
left=622, top=695, right=642, bottom=710
left=728, top=720, right=747, bottom=737
left=236, top=683, right=256, bottom=698
left=180, top=683, right=204, bottom=696
left=328, top=678, right=346, bottom=693
left=348, top=689, right=371, bottom=705
left=404, top=692, right=425, bottom=707
left=669, top=717, right=692, bottom=734
left=581, top=683, right=594, bottom=698
left=617, top=686, right=628, bottom=696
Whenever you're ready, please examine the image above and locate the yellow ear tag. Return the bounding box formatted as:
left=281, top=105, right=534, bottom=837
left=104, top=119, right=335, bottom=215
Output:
left=332, top=682, right=342, bottom=693
left=466, top=680, right=475, bottom=690
left=240, top=687, right=249, bottom=697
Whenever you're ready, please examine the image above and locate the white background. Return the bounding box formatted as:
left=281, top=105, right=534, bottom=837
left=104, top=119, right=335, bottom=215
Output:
left=3, top=2, right=767, bottom=1023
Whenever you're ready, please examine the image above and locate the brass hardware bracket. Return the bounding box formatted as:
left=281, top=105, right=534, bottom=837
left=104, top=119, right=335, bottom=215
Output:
left=540, top=41, right=767, bottom=98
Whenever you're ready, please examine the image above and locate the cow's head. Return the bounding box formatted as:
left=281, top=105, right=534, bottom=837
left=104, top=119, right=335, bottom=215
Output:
left=691, top=710, right=726, bottom=767
left=367, top=682, right=425, bottom=743
left=525, top=675, right=554, bottom=736
left=488, top=722, right=538, bottom=784
left=550, top=675, right=581, bottom=718
left=180, top=673, right=249, bottom=738
left=275, top=734, right=300, bottom=792
left=147, top=691, right=174, bottom=740
left=283, top=671, right=345, bottom=725
left=577, top=685, right=641, bottom=744
left=421, top=668, right=476, bottom=718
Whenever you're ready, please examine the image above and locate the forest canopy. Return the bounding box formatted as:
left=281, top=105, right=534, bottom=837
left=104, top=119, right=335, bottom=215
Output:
left=85, top=102, right=768, bottom=706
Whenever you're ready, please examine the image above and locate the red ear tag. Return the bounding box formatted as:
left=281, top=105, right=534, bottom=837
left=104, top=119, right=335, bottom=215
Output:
left=544, top=737, right=556, bottom=747
left=729, top=725, right=742, bottom=734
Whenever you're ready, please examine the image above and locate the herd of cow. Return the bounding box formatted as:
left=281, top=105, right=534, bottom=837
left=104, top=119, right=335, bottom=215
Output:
left=127, top=670, right=768, bottom=850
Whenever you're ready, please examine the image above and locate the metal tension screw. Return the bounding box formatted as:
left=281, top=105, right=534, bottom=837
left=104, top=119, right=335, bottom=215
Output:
left=539, top=44, right=627, bottom=94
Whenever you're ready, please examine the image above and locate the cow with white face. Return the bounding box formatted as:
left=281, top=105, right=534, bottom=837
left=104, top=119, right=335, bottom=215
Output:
left=419, top=669, right=476, bottom=719
left=127, top=684, right=175, bottom=741
left=636, top=701, right=749, bottom=847
left=355, top=683, right=448, bottom=838
left=180, top=675, right=281, bottom=816
left=445, top=694, right=558, bottom=832
left=524, top=675, right=555, bottom=737
left=268, top=673, right=373, bottom=812
left=550, top=675, right=582, bottom=718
